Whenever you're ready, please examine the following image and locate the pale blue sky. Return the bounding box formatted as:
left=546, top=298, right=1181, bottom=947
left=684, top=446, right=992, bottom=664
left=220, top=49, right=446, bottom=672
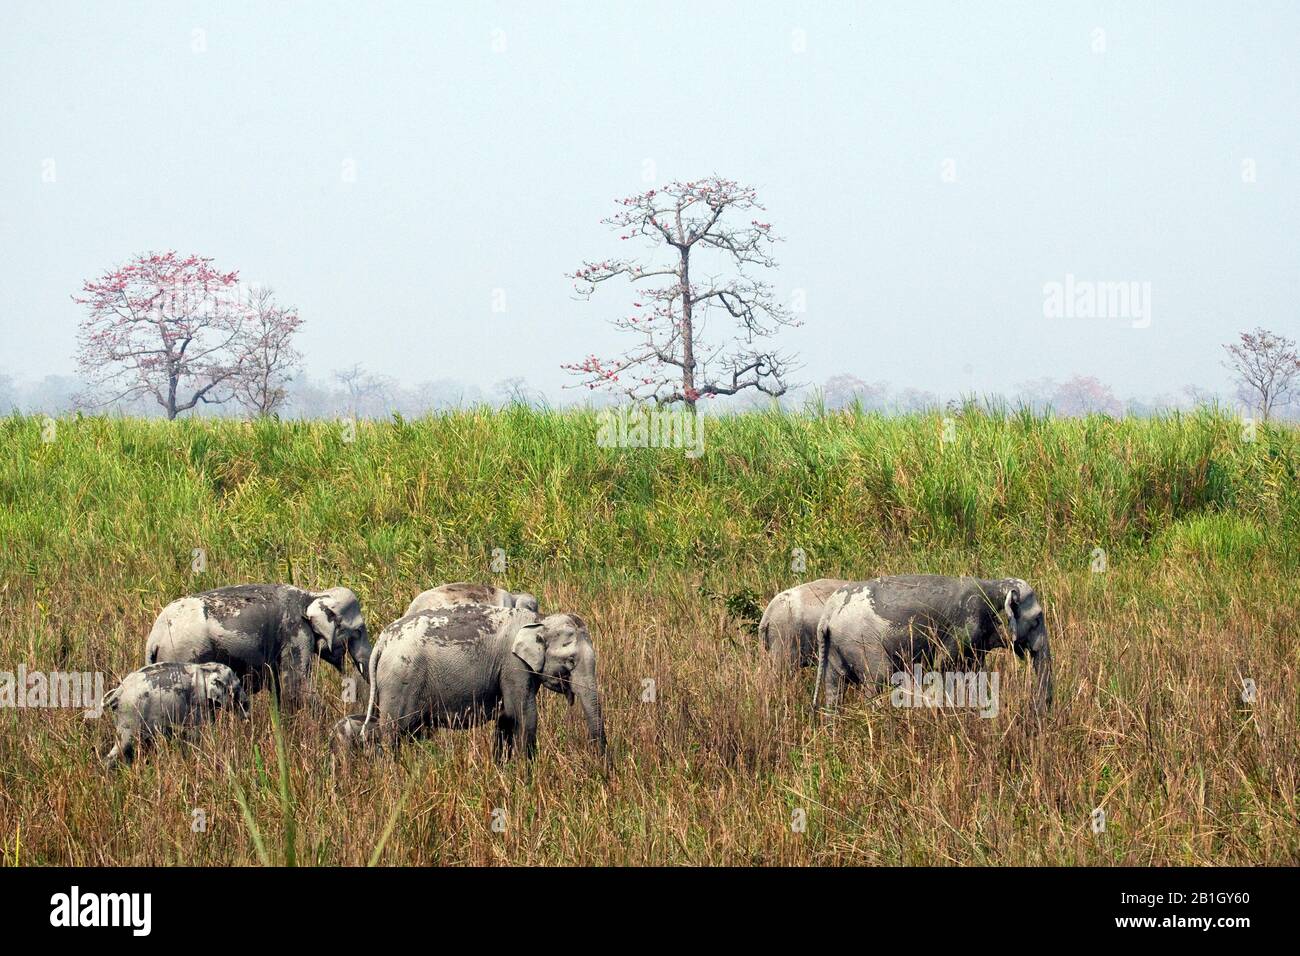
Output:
left=2, top=1, right=1296, bottom=403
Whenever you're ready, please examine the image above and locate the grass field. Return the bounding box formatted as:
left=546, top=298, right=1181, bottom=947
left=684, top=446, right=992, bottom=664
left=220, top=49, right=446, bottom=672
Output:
left=0, top=406, right=1296, bottom=865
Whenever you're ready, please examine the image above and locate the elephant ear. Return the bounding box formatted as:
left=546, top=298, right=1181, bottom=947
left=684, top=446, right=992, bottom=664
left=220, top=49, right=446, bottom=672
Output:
left=305, top=596, right=339, bottom=653
left=199, top=669, right=230, bottom=705
left=511, top=622, right=546, bottom=673
left=1003, top=585, right=1022, bottom=632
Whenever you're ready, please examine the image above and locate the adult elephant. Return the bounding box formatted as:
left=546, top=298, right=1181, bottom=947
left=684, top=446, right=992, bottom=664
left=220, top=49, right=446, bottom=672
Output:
left=145, top=584, right=372, bottom=708
left=358, top=604, right=605, bottom=759
left=404, top=582, right=539, bottom=617
left=758, top=579, right=849, bottom=670
left=812, top=575, right=1053, bottom=716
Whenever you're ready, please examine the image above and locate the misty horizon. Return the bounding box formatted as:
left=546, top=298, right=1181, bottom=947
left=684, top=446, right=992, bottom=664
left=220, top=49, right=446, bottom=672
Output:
left=0, top=363, right=1276, bottom=419
left=3, top=3, right=1297, bottom=409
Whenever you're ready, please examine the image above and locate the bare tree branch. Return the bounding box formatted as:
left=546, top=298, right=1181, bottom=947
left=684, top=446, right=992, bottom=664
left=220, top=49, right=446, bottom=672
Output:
left=1223, top=327, right=1300, bottom=420
left=564, top=176, right=801, bottom=408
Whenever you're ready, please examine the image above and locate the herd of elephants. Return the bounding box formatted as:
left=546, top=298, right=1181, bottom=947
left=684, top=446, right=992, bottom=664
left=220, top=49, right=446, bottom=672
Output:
left=100, top=575, right=1055, bottom=766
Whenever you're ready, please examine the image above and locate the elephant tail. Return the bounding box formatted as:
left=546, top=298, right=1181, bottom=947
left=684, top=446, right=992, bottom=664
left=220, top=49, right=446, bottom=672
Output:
left=359, top=637, right=382, bottom=737
left=811, top=614, right=831, bottom=713
left=144, top=611, right=171, bottom=665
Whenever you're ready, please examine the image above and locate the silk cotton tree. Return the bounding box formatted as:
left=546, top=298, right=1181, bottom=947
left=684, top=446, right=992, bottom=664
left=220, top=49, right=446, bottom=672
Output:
left=74, top=251, right=251, bottom=419
left=565, top=177, right=798, bottom=409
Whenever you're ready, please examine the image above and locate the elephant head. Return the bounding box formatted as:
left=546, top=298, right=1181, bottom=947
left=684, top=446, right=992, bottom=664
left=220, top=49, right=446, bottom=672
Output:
left=511, top=613, right=606, bottom=755
left=998, top=579, right=1053, bottom=715
left=330, top=714, right=368, bottom=756
left=194, top=663, right=250, bottom=717
left=305, top=587, right=372, bottom=681
left=511, top=591, right=540, bottom=614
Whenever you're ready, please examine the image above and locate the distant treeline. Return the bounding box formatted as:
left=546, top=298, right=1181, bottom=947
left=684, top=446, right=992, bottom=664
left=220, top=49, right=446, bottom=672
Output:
left=1, top=369, right=1284, bottom=420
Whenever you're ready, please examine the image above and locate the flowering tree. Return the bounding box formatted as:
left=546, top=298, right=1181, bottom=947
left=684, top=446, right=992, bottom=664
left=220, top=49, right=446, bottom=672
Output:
left=1222, top=327, right=1300, bottom=420
left=565, top=177, right=798, bottom=408
left=231, top=286, right=303, bottom=416
left=74, top=251, right=249, bottom=419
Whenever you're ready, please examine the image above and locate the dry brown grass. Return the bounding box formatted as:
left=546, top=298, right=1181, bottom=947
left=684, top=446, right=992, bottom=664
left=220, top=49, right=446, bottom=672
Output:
left=2, top=562, right=1296, bottom=865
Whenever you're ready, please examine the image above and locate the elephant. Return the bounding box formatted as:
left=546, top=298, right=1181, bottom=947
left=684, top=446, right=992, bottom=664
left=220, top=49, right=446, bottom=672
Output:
left=101, top=662, right=249, bottom=767
left=359, top=603, right=606, bottom=759
left=758, top=579, right=849, bottom=670
left=331, top=714, right=367, bottom=754
left=812, top=575, right=1054, bottom=716
left=145, top=584, right=372, bottom=709
left=404, top=582, right=539, bottom=617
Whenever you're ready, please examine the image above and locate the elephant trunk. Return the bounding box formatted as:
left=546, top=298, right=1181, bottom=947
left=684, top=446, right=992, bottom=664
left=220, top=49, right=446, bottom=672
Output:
left=572, top=643, right=606, bottom=756
left=348, top=626, right=373, bottom=681
left=1029, top=638, right=1053, bottom=716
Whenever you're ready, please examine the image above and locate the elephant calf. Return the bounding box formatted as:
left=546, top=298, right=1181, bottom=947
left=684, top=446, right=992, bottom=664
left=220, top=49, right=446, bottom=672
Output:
left=145, top=583, right=372, bottom=708
left=404, top=582, right=539, bottom=617
left=360, top=604, right=605, bottom=759
left=758, top=579, right=849, bottom=670
left=813, top=575, right=1054, bottom=715
left=330, top=714, right=367, bottom=758
left=102, top=662, right=249, bottom=767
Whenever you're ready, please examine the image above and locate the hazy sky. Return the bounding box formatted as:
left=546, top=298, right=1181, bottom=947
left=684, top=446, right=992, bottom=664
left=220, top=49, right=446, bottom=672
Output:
left=2, top=1, right=1297, bottom=402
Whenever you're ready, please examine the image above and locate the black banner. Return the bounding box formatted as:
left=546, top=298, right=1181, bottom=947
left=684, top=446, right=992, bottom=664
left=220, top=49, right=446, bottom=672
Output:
left=0, top=866, right=1279, bottom=942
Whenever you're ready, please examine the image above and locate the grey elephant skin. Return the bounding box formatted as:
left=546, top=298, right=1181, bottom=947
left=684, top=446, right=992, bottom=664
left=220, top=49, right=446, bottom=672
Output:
left=145, top=584, right=372, bottom=707
left=812, top=575, right=1053, bottom=715
left=404, top=582, right=539, bottom=617
left=102, top=662, right=248, bottom=766
left=358, top=604, right=605, bottom=759
left=758, top=579, right=849, bottom=670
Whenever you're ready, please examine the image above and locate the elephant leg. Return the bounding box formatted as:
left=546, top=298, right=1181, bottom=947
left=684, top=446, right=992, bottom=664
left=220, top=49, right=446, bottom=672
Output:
left=821, top=645, right=855, bottom=712
left=493, top=714, right=516, bottom=761
left=366, top=713, right=401, bottom=752
left=517, top=694, right=539, bottom=760
left=822, top=666, right=846, bottom=712
left=275, top=641, right=311, bottom=713
left=239, top=664, right=267, bottom=695
left=495, top=683, right=538, bottom=761
left=177, top=723, right=199, bottom=746
left=367, top=673, right=425, bottom=750
left=761, top=604, right=802, bottom=673
left=770, top=632, right=798, bottom=672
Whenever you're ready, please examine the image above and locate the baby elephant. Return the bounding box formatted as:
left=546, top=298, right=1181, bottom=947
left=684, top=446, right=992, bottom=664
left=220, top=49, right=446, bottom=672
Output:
left=758, top=579, right=849, bottom=670
left=359, top=604, right=605, bottom=759
left=102, top=662, right=249, bottom=767
left=404, top=582, right=539, bottom=617
left=813, top=575, right=1054, bottom=716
